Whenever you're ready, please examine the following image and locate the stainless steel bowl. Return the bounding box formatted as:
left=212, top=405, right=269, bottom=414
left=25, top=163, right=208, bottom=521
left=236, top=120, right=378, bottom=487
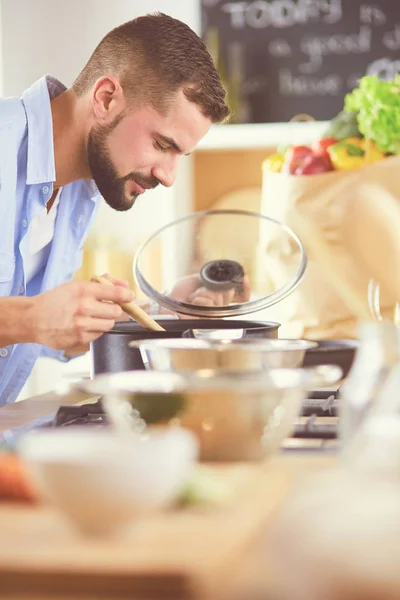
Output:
left=129, top=338, right=318, bottom=372
left=67, top=365, right=341, bottom=462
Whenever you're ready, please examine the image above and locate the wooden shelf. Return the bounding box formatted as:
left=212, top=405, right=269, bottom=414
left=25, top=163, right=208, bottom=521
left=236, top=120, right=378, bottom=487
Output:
left=197, top=121, right=329, bottom=151
left=194, top=148, right=269, bottom=212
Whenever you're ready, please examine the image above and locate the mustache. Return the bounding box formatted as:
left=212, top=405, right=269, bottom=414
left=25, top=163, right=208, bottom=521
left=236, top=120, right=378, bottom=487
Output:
left=120, top=172, right=160, bottom=190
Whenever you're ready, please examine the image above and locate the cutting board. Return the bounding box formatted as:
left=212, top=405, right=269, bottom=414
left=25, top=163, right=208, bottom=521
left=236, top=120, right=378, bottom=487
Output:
left=0, top=455, right=334, bottom=599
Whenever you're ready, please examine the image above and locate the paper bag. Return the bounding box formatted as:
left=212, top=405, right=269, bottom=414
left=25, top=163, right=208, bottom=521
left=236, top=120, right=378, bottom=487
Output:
left=260, top=155, right=400, bottom=340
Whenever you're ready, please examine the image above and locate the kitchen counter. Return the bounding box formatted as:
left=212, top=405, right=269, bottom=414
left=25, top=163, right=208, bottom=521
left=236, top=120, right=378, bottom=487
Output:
left=0, top=454, right=336, bottom=600
left=0, top=390, right=97, bottom=443
left=0, top=389, right=337, bottom=599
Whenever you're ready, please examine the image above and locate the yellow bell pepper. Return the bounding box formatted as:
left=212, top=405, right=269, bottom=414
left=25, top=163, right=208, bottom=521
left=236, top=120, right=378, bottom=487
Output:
left=364, top=139, right=386, bottom=165
left=263, top=152, right=285, bottom=173
left=327, top=137, right=386, bottom=171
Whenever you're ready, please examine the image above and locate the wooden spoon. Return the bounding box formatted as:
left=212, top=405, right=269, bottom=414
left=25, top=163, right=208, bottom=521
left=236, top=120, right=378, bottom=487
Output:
left=92, top=275, right=166, bottom=332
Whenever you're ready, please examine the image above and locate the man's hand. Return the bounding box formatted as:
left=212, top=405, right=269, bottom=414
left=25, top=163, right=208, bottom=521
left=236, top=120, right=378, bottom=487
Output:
left=28, top=278, right=134, bottom=352
left=90, top=273, right=130, bottom=290
left=63, top=274, right=134, bottom=357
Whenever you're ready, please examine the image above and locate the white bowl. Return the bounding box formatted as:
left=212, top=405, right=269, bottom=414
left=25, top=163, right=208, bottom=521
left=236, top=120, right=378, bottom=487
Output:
left=18, top=427, right=198, bottom=536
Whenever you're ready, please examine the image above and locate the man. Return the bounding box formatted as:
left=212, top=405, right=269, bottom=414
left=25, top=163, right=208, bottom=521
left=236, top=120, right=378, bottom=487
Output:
left=0, top=12, right=249, bottom=404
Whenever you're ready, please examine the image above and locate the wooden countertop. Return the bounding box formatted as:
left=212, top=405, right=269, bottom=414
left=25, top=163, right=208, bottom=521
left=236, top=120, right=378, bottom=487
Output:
left=0, top=389, right=337, bottom=599
left=0, top=453, right=336, bottom=600
left=0, top=390, right=97, bottom=439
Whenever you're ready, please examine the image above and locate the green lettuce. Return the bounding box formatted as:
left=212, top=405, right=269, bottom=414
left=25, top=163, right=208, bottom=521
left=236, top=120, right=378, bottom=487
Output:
left=344, top=74, right=400, bottom=155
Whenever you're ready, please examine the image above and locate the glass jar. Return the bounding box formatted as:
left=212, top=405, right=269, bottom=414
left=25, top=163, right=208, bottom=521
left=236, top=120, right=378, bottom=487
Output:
left=339, top=320, right=400, bottom=451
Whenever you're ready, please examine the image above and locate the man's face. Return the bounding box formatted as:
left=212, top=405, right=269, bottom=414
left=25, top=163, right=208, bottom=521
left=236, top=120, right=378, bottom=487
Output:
left=87, top=90, right=212, bottom=211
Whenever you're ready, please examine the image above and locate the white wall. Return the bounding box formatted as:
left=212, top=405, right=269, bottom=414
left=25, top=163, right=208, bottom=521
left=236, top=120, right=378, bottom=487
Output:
left=1, top=0, right=201, bottom=95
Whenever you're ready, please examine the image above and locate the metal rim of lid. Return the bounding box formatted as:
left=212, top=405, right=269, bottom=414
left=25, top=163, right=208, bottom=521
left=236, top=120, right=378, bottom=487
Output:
left=133, top=208, right=308, bottom=319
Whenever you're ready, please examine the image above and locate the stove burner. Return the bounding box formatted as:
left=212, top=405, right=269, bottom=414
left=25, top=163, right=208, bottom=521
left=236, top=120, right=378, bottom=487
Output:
left=292, top=420, right=338, bottom=440
left=295, top=389, right=339, bottom=439
left=47, top=389, right=340, bottom=441
left=301, top=396, right=338, bottom=418
left=52, top=401, right=109, bottom=428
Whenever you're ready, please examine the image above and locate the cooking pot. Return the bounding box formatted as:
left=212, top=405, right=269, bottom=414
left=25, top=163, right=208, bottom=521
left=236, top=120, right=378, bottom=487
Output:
left=91, top=319, right=281, bottom=375
left=91, top=209, right=307, bottom=375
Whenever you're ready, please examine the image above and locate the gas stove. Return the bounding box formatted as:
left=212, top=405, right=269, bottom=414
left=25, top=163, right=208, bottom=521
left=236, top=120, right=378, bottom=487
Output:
left=43, top=389, right=340, bottom=449
left=51, top=401, right=109, bottom=428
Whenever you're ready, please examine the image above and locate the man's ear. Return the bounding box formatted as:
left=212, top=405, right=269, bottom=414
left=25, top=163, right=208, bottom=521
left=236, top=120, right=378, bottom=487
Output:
left=91, top=76, right=126, bottom=125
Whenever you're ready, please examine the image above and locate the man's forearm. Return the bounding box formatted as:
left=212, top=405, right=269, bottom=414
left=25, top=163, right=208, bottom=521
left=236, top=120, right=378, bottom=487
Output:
left=0, top=297, right=35, bottom=346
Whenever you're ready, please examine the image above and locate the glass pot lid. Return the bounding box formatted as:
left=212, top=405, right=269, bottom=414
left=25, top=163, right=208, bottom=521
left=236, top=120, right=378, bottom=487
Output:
left=133, top=209, right=307, bottom=319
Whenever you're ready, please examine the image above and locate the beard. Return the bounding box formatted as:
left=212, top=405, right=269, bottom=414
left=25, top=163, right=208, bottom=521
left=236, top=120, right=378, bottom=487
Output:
left=87, top=118, right=159, bottom=212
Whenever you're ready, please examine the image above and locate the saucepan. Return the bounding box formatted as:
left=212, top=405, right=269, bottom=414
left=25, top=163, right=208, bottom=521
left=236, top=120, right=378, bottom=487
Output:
left=90, top=319, right=281, bottom=375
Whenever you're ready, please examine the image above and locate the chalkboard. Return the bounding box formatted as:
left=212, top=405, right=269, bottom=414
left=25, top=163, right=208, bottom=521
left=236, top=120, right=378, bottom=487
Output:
left=201, top=0, right=400, bottom=123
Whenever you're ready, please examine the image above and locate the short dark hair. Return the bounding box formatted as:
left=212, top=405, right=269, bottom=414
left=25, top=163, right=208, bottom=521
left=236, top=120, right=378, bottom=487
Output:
left=73, top=12, right=230, bottom=123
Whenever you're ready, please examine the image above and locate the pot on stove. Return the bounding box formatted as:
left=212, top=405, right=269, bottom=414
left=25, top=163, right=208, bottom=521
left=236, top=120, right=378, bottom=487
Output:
left=91, top=209, right=308, bottom=375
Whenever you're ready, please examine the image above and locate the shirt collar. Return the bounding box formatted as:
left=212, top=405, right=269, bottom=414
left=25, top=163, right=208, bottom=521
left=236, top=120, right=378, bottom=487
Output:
left=21, top=75, right=65, bottom=186
left=84, top=179, right=100, bottom=200
left=22, top=75, right=100, bottom=202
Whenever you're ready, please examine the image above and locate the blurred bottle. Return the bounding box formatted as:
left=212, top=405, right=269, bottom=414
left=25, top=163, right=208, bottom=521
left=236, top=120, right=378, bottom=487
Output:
left=339, top=321, right=400, bottom=453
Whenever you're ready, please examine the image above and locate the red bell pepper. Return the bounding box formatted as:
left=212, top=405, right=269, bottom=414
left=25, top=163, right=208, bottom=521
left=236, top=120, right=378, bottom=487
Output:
left=312, top=137, right=338, bottom=157
left=282, top=145, right=314, bottom=174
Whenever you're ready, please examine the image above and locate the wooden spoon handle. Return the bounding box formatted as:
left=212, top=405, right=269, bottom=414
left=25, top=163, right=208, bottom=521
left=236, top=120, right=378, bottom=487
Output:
left=92, top=275, right=166, bottom=332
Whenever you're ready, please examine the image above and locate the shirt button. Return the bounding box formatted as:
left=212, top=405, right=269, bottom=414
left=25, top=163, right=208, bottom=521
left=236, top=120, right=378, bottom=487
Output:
left=20, top=285, right=25, bottom=294
left=22, top=219, right=28, bottom=227
left=0, top=348, right=8, bottom=358
left=78, top=215, right=84, bottom=225
left=42, top=185, right=50, bottom=195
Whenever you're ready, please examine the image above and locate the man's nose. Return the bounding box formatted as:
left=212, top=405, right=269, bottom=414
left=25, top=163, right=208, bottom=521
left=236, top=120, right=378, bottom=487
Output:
left=152, top=156, right=179, bottom=188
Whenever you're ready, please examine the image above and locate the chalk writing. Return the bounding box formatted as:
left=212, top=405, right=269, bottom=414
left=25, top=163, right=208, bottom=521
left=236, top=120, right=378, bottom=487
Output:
left=202, top=0, right=399, bottom=122
left=221, top=0, right=343, bottom=29
left=299, top=26, right=372, bottom=74
left=367, top=57, right=400, bottom=80
left=360, top=4, right=387, bottom=25
left=268, top=38, right=293, bottom=56
left=279, top=69, right=343, bottom=96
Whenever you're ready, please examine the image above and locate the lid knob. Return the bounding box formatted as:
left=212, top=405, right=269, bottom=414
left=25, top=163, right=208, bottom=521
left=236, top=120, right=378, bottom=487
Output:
left=200, top=260, right=245, bottom=292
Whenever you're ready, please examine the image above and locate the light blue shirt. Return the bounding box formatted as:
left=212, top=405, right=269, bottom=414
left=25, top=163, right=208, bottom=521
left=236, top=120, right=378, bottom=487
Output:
left=0, top=75, right=102, bottom=405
